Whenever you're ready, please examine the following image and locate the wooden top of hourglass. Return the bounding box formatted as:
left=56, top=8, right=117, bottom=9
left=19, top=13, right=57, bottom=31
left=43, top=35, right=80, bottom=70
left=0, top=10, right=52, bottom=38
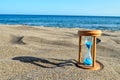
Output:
left=78, top=30, right=102, bottom=36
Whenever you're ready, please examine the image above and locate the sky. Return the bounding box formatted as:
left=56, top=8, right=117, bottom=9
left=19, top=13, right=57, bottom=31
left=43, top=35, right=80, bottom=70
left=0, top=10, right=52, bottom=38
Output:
left=0, top=0, right=120, bottom=16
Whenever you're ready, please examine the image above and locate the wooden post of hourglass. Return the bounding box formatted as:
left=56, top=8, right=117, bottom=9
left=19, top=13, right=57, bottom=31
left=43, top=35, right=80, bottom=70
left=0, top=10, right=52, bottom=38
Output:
left=78, top=36, right=82, bottom=63
left=77, top=30, right=102, bottom=70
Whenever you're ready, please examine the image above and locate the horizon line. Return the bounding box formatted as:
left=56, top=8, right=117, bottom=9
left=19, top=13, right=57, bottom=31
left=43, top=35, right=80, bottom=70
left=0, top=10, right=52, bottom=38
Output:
left=0, top=13, right=120, bottom=17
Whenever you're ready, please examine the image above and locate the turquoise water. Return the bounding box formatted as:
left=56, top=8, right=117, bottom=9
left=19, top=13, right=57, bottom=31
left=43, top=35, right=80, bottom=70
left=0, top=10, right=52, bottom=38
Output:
left=0, top=14, right=120, bottom=30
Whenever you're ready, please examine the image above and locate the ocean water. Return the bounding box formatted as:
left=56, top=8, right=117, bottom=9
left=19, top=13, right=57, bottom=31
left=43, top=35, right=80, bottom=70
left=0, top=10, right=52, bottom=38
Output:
left=0, top=14, right=120, bottom=30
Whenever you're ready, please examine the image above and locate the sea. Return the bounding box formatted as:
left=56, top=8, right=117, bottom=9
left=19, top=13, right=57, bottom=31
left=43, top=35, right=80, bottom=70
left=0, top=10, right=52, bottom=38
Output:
left=0, top=14, right=120, bottom=30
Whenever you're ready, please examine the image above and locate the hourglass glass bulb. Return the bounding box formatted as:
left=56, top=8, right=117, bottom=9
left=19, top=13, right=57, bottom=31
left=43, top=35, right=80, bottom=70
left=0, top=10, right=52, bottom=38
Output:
left=85, top=37, right=92, bottom=49
left=84, top=36, right=93, bottom=65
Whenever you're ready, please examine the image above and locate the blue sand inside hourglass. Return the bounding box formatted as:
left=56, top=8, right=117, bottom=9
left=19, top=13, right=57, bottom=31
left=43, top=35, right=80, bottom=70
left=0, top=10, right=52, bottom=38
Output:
left=84, top=58, right=92, bottom=65
left=84, top=41, right=92, bottom=65
left=86, top=41, right=92, bottom=49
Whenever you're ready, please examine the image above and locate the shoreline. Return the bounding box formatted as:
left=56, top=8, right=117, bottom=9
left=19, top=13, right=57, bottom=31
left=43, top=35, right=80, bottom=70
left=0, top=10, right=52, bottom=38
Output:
left=0, top=24, right=120, bottom=31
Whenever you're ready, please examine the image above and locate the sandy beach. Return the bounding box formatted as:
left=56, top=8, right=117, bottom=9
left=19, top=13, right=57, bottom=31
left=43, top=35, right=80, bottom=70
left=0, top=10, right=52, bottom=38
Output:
left=0, top=24, right=120, bottom=80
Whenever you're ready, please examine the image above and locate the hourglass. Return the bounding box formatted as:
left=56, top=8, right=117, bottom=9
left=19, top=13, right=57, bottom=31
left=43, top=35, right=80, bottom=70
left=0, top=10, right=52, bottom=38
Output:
left=77, top=30, right=102, bottom=70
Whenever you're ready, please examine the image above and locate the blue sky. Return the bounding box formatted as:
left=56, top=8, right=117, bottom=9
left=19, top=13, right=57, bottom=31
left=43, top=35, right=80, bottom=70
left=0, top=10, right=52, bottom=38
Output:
left=0, top=0, right=120, bottom=16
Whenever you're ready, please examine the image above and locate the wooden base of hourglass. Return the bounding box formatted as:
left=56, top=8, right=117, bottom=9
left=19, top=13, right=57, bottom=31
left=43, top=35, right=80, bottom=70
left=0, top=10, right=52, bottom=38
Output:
left=77, top=30, right=102, bottom=70
left=77, top=61, right=101, bottom=70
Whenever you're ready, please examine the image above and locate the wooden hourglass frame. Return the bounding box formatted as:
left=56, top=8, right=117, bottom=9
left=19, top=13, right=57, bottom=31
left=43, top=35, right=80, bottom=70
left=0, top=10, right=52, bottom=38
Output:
left=77, top=30, right=102, bottom=70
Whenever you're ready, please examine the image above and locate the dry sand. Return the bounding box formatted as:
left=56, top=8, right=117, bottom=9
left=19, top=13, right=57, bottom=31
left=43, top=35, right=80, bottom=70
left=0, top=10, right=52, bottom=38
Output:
left=0, top=25, right=120, bottom=80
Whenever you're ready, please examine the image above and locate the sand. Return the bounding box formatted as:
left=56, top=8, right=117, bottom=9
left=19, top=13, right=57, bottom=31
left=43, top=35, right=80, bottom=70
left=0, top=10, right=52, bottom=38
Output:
left=0, top=25, right=120, bottom=80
